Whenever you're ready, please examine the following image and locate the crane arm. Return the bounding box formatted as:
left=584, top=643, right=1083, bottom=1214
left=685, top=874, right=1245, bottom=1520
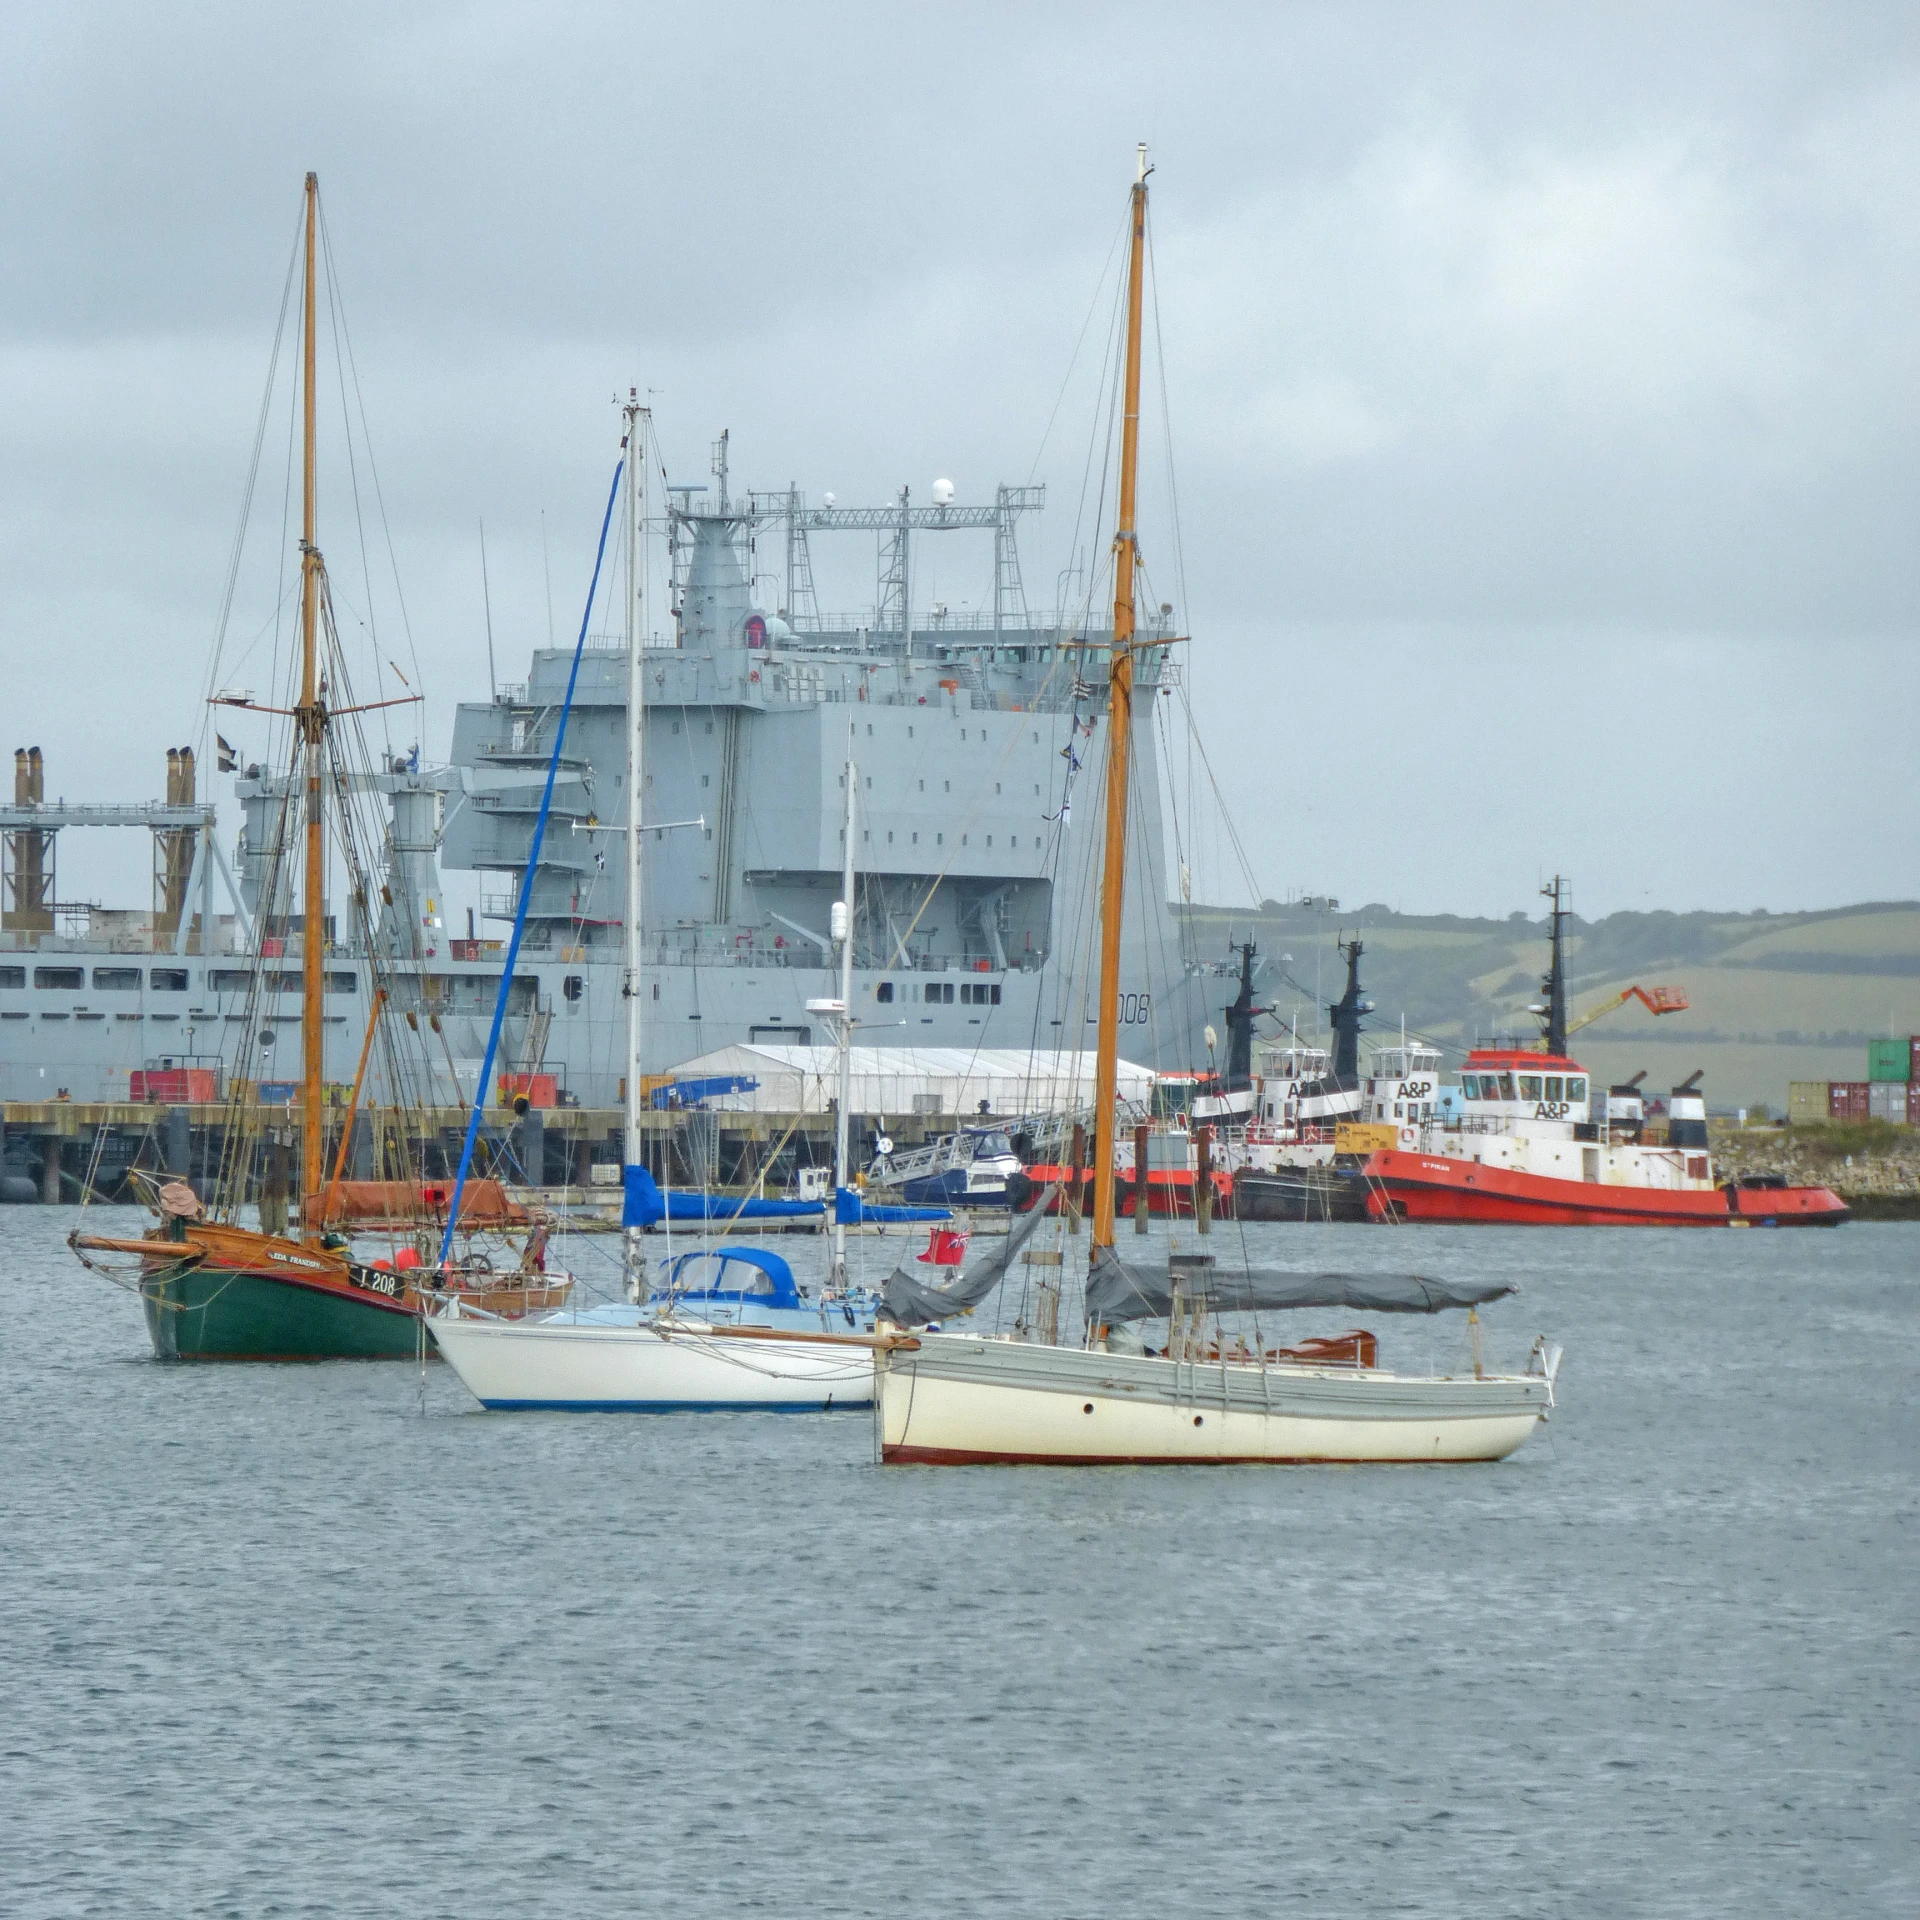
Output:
left=1567, top=984, right=1690, bottom=1036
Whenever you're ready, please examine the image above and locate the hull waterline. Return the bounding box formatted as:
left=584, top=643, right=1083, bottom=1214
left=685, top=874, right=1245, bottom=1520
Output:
left=429, top=1314, right=876, bottom=1411
left=138, top=1258, right=421, bottom=1361
left=1360, top=1151, right=1849, bottom=1227
left=877, top=1333, right=1550, bottom=1465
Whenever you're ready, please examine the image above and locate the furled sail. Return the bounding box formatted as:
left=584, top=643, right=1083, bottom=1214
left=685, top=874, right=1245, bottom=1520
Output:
left=880, top=1190, right=1055, bottom=1326
left=621, top=1165, right=823, bottom=1228
left=1084, top=1248, right=1517, bottom=1324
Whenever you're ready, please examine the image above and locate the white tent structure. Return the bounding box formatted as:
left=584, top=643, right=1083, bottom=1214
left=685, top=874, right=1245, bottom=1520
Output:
left=656, top=1045, right=1154, bottom=1120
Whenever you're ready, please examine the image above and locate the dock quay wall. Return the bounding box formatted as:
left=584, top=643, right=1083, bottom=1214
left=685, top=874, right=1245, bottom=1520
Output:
left=0, top=1102, right=947, bottom=1207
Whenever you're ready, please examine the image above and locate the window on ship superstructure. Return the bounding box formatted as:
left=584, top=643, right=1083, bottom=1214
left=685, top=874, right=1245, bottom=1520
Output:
left=1545, top=1077, right=1564, bottom=1101
left=876, top=982, right=893, bottom=1003
left=1567, top=1078, right=1586, bottom=1102
left=1498, top=1074, right=1516, bottom=1099
left=1518, top=1075, right=1543, bottom=1100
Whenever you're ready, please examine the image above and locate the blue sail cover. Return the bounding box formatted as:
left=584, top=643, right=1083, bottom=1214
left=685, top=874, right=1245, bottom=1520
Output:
left=621, top=1166, right=824, bottom=1230
left=835, top=1186, right=953, bottom=1225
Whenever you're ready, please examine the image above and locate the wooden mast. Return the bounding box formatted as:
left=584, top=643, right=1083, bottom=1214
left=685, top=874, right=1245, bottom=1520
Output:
left=297, top=172, right=325, bottom=1234
left=1091, top=144, right=1150, bottom=1253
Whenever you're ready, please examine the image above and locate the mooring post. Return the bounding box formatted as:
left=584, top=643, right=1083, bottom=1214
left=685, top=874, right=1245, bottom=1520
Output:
left=40, top=1134, right=63, bottom=1204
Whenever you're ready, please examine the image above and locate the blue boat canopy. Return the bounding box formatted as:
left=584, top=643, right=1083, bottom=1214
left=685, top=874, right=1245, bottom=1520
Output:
left=664, top=1247, right=803, bottom=1310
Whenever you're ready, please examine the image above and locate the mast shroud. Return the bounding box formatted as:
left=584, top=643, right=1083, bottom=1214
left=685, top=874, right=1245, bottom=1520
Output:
left=1091, top=144, right=1150, bottom=1253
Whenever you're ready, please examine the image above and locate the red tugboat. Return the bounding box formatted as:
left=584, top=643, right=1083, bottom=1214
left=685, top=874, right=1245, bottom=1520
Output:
left=1357, top=880, right=1849, bottom=1228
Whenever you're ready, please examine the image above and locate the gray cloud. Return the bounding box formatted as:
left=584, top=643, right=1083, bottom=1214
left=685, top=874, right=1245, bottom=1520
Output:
left=2, top=1, right=1914, bottom=917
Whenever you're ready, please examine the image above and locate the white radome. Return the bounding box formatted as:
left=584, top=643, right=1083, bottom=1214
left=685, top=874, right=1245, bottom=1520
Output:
left=932, top=478, right=955, bottom=505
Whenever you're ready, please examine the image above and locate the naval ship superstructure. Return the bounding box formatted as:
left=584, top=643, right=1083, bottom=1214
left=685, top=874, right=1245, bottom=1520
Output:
left=1, top=460, right=1222, bottom=1108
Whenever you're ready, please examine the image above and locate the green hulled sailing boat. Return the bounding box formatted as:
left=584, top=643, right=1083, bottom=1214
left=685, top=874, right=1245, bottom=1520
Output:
left=71, top=174, right=567, bottom=1359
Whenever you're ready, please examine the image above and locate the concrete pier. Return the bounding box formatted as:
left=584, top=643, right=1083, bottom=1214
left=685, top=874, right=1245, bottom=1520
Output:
left=0, top=1100, right=952, bottom=1205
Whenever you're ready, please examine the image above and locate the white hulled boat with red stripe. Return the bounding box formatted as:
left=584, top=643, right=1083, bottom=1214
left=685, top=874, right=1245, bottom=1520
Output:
left=1357, top=881, right=1848, bottom=1228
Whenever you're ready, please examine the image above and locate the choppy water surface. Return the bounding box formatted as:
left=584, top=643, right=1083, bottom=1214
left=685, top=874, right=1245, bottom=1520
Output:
left=5, top=1207, right=1914, bottom=1916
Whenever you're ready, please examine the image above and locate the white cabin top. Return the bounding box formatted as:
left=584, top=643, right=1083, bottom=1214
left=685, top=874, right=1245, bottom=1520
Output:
left=1361, top=1043, right=1445, bottom=1126
left=1456, top=1048, right=1591, bottom=1130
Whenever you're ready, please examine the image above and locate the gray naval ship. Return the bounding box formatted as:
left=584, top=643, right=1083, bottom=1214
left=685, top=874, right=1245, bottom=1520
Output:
left=1, top=452, right=1228, bottom=1109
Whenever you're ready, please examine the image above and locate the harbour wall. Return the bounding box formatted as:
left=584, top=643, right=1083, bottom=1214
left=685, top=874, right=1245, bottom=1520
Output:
left=0, top=1101, right=940, bottom=1208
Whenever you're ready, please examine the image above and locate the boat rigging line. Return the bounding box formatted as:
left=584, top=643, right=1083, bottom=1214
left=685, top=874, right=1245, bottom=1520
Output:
left=439, top=452, right=626, bottom=1269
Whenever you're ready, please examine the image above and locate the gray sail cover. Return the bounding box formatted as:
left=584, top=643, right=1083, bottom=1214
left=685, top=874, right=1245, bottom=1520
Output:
left=1084, top=1247, right=1517, bottom=1323
left=879, top=1192, right=1057, bottom=1327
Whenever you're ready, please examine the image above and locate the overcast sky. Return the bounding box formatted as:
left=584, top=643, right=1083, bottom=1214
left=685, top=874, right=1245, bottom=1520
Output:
left=3, top=1, right=1915, bottom=922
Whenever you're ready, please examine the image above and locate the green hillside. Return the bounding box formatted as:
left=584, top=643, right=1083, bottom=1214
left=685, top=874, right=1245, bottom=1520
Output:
left=1177, top=900, right=1920, bottom=1112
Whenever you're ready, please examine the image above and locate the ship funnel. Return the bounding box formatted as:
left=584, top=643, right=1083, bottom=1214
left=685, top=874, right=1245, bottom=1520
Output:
left=4, top=746, right=54, bottom=933
left=1667, top=1074, right=1709, bottom=1150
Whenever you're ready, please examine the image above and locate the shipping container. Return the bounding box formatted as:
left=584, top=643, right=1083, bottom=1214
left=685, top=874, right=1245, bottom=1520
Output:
left=1786, top=1081, right=1830, bottom=1125
left=1911, top=1037, right=1920, bottom=1083
left=1867, top=1081, right=1909, bottom=1123
left=256, top=1081, right=299, bottom=1105
left=1829, top=1081, right=1870, bottom=1122
left=499, top=1071, right=558, bottom=1109
left=1867, top=1038, right=1910, bottom=1082
left=130, top=1068, right=220, bottom=1104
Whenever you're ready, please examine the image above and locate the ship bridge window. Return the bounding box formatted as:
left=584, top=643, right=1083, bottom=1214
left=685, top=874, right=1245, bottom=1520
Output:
left=210, top=969, right=251, bottom=991
left=1545, top=1077, right=1564, bottom=1101
left=876, top=982, right=894, bottom=1003
left=1518, top=1075, right=1543, bottom=1100
left=1567, top=1078, right=1586, bottom=1102
left=1498, top=1073, right=1516, bottom=1099
left=92, top=968, right=141, bottom=991
left=924, top=982, right=954, bottom=1004
left=0, top=965, right=24, bottom=990
left=34, top=967, right=83, bottom=990
left=150, top=968, right=188, bottom=992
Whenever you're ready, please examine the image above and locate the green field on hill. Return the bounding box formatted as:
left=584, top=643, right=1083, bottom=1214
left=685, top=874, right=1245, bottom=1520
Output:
left=1177, top=900, right=1920, bottom=1112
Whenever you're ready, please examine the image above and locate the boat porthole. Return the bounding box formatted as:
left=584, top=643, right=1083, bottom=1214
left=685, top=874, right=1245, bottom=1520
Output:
left=1083, top=1403, right=1094, bottom=1414
left=1193, top=1415, right=1203, bottom=1427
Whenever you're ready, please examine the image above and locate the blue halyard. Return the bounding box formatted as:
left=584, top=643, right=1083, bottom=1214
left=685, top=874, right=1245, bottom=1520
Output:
left=438, top=457, right=624, bottom=1268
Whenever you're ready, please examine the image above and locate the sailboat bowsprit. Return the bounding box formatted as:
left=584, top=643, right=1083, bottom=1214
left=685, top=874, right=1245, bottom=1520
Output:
left=873, top=147, right=1565, bottom=1467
